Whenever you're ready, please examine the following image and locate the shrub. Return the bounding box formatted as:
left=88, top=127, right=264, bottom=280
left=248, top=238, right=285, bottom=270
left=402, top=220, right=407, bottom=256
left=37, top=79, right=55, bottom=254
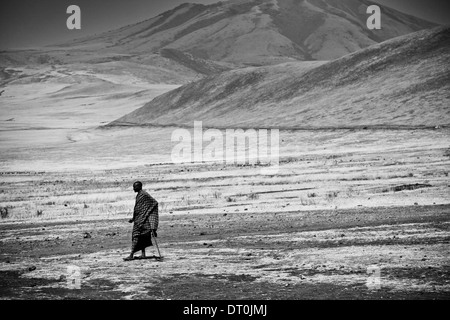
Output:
left=226, top=196, right=236, bottom=202
left=247, top=193, right=259, bottom=200
left=1, top=207, right=9, bottom=219
left=326, top=191, right=339, bottom=199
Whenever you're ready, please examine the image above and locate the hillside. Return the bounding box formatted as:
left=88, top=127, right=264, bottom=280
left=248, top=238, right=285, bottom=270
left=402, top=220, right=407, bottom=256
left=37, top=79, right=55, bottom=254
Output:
left=1, top=0, right=438, bottom=90
left=66, top=0, right=437, bottom=66
left=109, top=26, right=450, bottom=129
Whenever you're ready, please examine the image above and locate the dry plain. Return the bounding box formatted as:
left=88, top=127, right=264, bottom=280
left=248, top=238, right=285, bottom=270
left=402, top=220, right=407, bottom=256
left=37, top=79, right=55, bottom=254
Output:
left=0, top=122, right=449, bottom=299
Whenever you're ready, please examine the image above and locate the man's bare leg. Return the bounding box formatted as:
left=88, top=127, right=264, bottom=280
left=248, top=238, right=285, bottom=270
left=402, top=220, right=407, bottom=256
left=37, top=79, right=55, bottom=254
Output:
left=124, top=249, right=145, bottom=261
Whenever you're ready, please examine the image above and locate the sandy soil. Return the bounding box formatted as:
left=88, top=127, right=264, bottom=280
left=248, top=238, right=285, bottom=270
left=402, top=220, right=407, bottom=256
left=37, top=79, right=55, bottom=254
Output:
left=0, top=204, right=449, bottom=300
left=0, top=127, right=449, bottom=299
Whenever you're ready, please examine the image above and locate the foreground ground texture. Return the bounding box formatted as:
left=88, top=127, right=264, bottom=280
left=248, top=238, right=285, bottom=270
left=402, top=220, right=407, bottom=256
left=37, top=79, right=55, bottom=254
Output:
left=0, top=205, right=449, bottom=299
left=0, top=127, right=449, bottom=299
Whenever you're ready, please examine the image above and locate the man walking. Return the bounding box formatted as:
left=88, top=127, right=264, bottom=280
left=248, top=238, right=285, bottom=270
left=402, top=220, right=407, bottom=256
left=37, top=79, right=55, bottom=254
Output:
left=124, top=181, right=159, bottom=261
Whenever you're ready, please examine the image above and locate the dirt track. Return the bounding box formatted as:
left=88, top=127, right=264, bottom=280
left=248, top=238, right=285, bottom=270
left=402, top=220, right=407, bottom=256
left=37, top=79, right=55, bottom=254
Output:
left=1, top=204, right=449, bottom=300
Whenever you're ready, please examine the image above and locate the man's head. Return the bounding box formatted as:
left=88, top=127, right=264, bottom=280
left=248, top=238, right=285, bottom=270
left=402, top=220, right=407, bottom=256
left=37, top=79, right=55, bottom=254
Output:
left=133, top=181, right=143, bottom=193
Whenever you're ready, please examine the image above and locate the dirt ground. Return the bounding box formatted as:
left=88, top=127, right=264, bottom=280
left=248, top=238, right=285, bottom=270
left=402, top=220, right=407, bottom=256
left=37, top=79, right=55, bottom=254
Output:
left=1, top=203, right=449, bottom=300
left=0, top=125, right=449, bottom=300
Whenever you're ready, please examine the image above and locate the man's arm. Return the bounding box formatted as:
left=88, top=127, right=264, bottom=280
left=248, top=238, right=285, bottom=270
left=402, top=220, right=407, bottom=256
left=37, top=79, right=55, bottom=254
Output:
left=129, top=211, right=135, bottom=223
left=129, top=197, right=139, bottom=223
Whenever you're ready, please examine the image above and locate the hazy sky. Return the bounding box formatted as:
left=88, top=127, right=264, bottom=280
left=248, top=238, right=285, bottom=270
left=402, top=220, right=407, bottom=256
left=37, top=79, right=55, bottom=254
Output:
left=0, top=0, right=449, bottom=49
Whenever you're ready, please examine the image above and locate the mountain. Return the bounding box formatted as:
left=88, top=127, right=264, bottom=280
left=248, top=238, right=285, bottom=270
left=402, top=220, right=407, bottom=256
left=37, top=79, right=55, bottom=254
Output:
left=69, top=0, right=437, bottom=66
left=1, top=0, right=438, bottom=85
left=109, top=26, right=450, bottom=129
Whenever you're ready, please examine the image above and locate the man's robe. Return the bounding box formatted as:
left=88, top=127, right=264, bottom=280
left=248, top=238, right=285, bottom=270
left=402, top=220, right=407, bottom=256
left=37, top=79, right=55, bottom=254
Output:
left=131, top=190, right=158, bottom=253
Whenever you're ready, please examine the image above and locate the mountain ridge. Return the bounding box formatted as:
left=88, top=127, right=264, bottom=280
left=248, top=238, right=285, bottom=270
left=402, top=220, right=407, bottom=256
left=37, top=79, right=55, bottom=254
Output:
left=109, top=26, right=450, bottom=129
left=64, top=0, right=437, bottom=66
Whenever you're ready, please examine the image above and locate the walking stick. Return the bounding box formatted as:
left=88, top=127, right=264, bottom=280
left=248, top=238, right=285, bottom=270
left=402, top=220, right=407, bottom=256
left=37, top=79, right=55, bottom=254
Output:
left=151, top=230, right=162, bottom=260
